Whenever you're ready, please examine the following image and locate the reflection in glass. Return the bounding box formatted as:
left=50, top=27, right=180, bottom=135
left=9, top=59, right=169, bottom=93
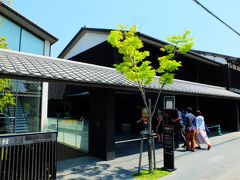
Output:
left=46, top=117, right=89, bottom=152
left=20, top=29, right=44, bottom=55
left=0, top=15, right=21, bottom=50
left=1, top=80, right=42, bottom=134
left=0, top=16, right=44, bottom=55
left=46, top=83, right=89, bottom=152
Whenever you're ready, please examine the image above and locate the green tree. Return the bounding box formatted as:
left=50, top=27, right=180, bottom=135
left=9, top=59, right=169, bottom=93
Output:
left=0, top=0, right=15, bottom=114
left=0, top=10, right=8, bottom=49
left=108, top=25, right=194, bottom=173
left=0, top=37, right=7, bottom=49
left=0, top=79, right=15, bottom=112
left=0, top=0, right=10, bottom=48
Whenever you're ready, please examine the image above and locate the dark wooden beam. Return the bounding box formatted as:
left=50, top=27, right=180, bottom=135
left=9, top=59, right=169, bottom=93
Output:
left=89, top=89, right=115, bottom=160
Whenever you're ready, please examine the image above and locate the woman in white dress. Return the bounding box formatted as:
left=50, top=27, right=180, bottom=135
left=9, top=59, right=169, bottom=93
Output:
left=195, top=110, right=211, bottom=150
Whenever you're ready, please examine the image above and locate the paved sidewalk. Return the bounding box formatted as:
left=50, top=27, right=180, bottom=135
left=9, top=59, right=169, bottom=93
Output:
left=57, top=132, right=240, bottom=180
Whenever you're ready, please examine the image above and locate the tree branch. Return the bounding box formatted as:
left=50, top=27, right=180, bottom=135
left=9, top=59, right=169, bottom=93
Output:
left=137, top=82, right=149, bottom=111
left=152, top=83, right=165, bottom=116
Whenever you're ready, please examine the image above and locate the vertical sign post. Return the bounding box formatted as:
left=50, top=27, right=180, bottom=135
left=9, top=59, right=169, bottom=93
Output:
left=163, top=124, right=176, bottom=171
left=163, top=97, right=176, bottom=171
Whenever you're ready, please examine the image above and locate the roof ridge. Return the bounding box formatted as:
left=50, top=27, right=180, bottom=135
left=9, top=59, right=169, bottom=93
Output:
left=173, top=79, right=226, bottom=90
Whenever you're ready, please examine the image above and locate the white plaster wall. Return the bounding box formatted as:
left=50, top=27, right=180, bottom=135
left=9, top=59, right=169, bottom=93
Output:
left=41, top=40, right=51, bottom=131
left=64, top=32, right=108, bottom=59
left=44, top=40, right=51, bottom=57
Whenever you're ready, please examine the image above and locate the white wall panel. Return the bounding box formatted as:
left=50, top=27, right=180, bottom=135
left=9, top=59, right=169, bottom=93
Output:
left=64, top=32, right=108, bottom=59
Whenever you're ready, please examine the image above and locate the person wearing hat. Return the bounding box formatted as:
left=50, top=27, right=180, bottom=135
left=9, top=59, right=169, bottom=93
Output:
left=183, top=107, right=197, bottom=152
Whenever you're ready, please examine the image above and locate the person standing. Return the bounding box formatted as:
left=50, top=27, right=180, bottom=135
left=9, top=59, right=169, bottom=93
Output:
left=171, top=109, right=181, bottom=149
left=195, top=110, right=211, bottom=150
left=184, top=107, right=197, bottom=152
left=137, top=108, right=149, bottom=131
left=156, top=110, right=163, bottom=143
left=180, top=110, right=187, bottom=148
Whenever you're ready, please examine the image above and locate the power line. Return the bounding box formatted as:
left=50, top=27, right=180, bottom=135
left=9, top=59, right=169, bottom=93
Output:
left=192, top=0, right=240, bottom=37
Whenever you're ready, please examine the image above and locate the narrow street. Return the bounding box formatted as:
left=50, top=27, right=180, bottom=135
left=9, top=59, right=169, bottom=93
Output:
left=57, top=132, right=240, bottom=179
left=163, top=137, right=240, bottom=180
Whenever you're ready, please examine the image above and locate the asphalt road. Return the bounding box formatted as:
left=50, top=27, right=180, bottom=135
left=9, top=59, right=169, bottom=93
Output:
left=162, top=138, right=240, bottom=180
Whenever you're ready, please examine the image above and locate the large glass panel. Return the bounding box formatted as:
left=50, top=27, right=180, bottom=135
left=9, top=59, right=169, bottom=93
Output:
left=46, top=83, right=89, bottom=153
left=16, top=80, right=42, bottom=132
left=1, top=79, right=42, bottom=134
left=20, top=29, right=44, bottom=55
left=0, top=15, right=21, bottom=50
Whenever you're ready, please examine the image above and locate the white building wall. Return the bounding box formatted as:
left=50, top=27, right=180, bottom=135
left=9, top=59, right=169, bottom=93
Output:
left=41, top=40, right=51, bottom=131
left=64, top=32, right=108, bottom=59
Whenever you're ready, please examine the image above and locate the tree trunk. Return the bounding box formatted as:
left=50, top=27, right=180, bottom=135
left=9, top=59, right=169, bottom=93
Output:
left=148, top=99, right=153, bottom=173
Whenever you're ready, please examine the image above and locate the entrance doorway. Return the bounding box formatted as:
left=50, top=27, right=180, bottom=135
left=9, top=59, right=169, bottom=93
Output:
left=47, top=83, right=90, bottom=160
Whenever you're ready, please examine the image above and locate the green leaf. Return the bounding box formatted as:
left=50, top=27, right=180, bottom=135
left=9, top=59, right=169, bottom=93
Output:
left=108, top=26, right=194, bottom=111
left=0, top=12, right=15, bottom=112
left=159, top=73, right=175, bottom=84
left=0, top=37, right=7, bottom=49
left=0, top=79, right=15, bottom=112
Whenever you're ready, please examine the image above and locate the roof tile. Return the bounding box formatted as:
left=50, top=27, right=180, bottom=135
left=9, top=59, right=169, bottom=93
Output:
left=0, top=49, right=240, bottom=99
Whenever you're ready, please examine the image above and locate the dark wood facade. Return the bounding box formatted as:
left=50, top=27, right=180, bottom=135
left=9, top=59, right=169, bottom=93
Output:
left=70, top=41, right=226, bottom=87
left=89, top=89, right=115, bottom=160
left=65, top=39, right=240, bottom=160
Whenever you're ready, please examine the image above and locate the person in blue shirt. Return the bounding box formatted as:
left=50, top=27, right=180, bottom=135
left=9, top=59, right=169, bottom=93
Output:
left=183, top=107, right=197, bottom=152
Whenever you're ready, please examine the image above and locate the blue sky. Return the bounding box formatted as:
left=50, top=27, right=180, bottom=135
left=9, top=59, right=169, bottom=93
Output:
left=11, top=0, right=240, bottom=58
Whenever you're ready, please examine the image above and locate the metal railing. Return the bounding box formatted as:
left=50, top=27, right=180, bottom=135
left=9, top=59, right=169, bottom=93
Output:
left=0, top=112, right=30, bottom=133
left=0, top=113, right=13, bottom=133
left=0, top=132, right=57, bottom=180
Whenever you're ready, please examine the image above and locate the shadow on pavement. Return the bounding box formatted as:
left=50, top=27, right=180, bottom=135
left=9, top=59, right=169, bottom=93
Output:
left=57, top=157, right=133, bottom=179
left=115, top=139, right=164, bottom=158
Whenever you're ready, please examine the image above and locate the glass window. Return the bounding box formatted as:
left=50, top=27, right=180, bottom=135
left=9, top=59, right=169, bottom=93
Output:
left=0, top=79, right=42, bottom=134
left=20, top=29, right=44, bottom=55
left=0, top=15, right=21, bottom=50
left=46, top=83, right=89, bottom=153
left=15, top=80, right=42, bottom=132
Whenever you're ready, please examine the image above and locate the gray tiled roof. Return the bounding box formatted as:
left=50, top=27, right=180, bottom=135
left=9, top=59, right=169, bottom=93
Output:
left=0, top=49, right=240, bottom=99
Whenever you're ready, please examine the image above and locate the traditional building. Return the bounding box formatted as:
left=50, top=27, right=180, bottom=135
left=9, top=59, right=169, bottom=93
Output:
left=56, top=27, right=240, bottom=160
left=0, top=2, right=58, bottom=133
left=1, top=3, right=240, bottom=162
left=1, top=48, right=240, bottom=161
left=0, top=3, right=58, bottom=178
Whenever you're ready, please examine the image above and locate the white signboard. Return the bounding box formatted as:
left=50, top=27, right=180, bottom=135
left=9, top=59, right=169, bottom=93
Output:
left=164, top=96, right=175, bottom=109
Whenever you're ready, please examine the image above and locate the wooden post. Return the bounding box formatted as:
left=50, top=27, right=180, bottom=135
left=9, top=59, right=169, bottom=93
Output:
left=138, top=133, right=144, bottom=175
left=152, top=134, right=156, bottom=170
